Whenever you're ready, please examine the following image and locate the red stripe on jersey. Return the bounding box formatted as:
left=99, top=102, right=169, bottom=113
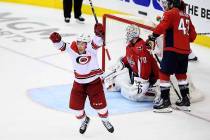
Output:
left=74, top=69, right=104, bottom=79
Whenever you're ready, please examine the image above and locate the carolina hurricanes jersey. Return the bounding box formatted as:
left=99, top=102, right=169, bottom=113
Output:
left=53, top=35, right=104, bottom=84
left=121, top=38, right=159, bottom=80
left=153, top=8, right=197, bottom=54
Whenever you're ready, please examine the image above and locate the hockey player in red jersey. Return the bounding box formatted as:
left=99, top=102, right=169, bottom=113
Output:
left=179, top=0, right=198, bottom=61
left=104, top=24, right=159, bottom=102
left=147, top=0, right=197, bottom=112
left=49, top=23, right=114, bottom=134
left=155, top=0, right=198, bottom=61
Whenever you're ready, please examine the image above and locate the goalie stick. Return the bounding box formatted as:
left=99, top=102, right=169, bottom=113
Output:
left=101, top=69, right=117, bottom=80
left=88, top=0, right=111, bottom=61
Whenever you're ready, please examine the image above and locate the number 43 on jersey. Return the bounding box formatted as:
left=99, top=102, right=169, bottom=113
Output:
left=178, top=18, right=190, bottom=35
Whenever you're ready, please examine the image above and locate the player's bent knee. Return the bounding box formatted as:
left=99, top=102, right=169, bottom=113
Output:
left=97, top=107, right=109, bottom=118
left=74, top=110, right=86, bottom=119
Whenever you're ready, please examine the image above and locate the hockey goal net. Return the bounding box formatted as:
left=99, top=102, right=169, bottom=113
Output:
left=102, top=14, right=156, bottom=71
left=102, top=14, right=203, bottom=103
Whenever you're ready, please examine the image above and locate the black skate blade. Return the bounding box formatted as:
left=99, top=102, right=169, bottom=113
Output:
left=102, top=121, right=114, bottom=133
left=79, top=129, right=86, bottom=134
left=107, top=127, right=114, bottom=133
left=188, top=57, right=198, bottom=62
left=173, top=105, right=191, bottom=112
left=153, top=107, right=173, bottom=113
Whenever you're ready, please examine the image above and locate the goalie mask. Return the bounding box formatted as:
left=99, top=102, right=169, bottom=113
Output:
left=126, top=24, right=140, bottom=43
left=157, top=0, right=181, bottom=11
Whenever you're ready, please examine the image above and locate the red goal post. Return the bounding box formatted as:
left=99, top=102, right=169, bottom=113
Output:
left=102, top=14, right=155, bottom=71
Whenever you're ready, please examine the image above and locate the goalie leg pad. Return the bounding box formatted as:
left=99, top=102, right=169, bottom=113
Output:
left=131, top=77, right=150, bottom=94
left=104, top=68, right=129, bottom=92
left=121, top=77, right=156, bottom=102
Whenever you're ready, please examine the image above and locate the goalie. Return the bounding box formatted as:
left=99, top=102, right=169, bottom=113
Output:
left=104, top=24, right=159, bottom=102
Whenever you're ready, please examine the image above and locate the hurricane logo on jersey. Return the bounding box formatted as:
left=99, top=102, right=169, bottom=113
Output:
left=76, top=56, right=91, bottom=65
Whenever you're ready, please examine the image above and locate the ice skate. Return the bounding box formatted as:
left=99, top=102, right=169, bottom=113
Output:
left=102, top=120, right=114, bottom=133
left=175, top=96, right=191, bottom=112
left=79, top=116, right=90, bottom=134
left=153, top=97, right=172, bottom=113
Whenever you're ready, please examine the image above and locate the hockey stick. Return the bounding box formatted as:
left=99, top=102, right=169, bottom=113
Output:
left=88, top=0, right=111, bottom=61
left=197, top=32, right=210, bottom=35
left=88, top=0, right=98, bottom=24
left=101, top=69, right=117, bottom=80
left=153, top=53, right=182, bottom=100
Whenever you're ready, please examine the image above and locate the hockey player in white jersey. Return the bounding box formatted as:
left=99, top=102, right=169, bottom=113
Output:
left=49, top=23, right=114, bottom=134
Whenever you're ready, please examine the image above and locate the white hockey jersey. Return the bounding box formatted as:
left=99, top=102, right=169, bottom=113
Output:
left=53, top=35, right=104, bottom=84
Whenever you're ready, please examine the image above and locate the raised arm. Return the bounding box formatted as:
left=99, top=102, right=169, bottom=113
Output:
left=49, top=32, right=67, bottom=51
left=91, top=23, right=105, bottom=49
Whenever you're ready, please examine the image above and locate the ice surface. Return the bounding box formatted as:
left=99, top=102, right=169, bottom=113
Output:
left=0, top=2, right=210, bottom=140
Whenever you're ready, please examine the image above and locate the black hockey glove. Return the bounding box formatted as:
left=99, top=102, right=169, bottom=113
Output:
left=146, top=34, right=159, bottom=50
